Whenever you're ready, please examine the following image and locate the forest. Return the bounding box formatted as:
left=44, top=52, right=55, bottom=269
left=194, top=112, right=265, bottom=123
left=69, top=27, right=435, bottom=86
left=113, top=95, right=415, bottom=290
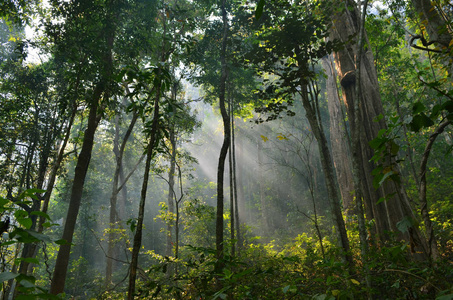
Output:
left=0, top=0, right=452, bottom=298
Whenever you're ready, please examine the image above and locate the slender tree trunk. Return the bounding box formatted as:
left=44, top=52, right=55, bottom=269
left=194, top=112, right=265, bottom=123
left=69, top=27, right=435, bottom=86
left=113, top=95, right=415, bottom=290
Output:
left=17, top=129, right=52, bottom=277
left=127, top=84, right=161, bottom=300
left=215, top=0, right=230, bottom=273
left=228, top=93, right=236, bottom=256
left=257, top=138, right=269, bottom=235
left=298, top=84, right=352, bottom=266
left=419, top=121, right=449, bottom=262
left=175, top=163, right=183, bottom=261
left=39, top=76, right=80, bottom=236
left=229, top=128, right=235, bottom=256
left=231, top=106, right=241, bottom=254
left=127, top=11, right=167, bottom=296
left=166, top=128, right=177, bottom=257
left=106, top=111, right=138, bottom=286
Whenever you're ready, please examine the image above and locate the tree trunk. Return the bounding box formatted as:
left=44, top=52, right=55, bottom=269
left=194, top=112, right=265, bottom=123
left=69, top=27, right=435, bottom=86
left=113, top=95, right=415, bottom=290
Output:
left=298, top=83, right=352, bottom=265
left=50, top=88, right=103, bottom=295
left=321, top=55, right=354, bottom=214
left=229, top=127, right=235, bottom=256
left=127, top=9, right=169, bottom=295
left=106, top=111, right=138, bottom=286
left=231, top=106, right=241, bottom=254
left=419, top=121, right=449, bottom=262
left=50, top=2, right=117, bottom=291
left=166, top=128, right=177, bottom=257
left=257, top=138, right=269, bottom=235
left=127, top=82, right=161, bottom=300
left=330, top=0, right=428, bottom=257
left=215, top=0, right=230, bottom=273
left=411, top=0, right=452, bottom=49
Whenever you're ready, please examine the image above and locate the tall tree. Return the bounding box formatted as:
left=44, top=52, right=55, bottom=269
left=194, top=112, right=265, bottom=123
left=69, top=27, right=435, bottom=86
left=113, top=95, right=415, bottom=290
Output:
left=215, top=0, right=230, bottom=270
left=105, top=107, right=139, bottom=286
left=49, top=0, right=121, bottom=294
left=322, top=55, right=355, bottom=214
left=329, top=0, right=428, bottom=256
left=247, top=0, right=352, bottom=263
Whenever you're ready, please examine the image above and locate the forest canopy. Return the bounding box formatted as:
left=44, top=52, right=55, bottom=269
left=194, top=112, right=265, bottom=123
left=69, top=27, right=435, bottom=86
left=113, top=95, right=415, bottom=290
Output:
left=0, top=0, right=453, bottom=299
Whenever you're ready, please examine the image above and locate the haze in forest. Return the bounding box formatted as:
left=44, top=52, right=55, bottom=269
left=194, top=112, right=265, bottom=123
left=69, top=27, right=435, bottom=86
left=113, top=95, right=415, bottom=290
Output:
left=0, top=0, right=452, bottom=299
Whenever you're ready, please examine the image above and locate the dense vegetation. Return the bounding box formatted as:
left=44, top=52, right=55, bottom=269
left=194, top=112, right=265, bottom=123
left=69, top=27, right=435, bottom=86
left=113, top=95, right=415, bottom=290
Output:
left=0, top=0, right=452, bottom=299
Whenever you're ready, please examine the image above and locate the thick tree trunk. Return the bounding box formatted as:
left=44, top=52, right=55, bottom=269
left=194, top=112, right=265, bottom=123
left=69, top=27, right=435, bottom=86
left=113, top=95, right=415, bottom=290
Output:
left=321, top=56, right=355, bottom=214
left=50, top=4, right=117, bottom=291
left=411, top=0, right=452, bottom=49
left=330, top=0, right=428, bottom=257
left=50, top=90, right=103, bottom=295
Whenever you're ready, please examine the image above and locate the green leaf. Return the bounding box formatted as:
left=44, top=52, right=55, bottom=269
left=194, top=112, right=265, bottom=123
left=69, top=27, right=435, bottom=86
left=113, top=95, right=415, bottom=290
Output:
left=15, top=257, right=40, bottom=265
left=373, top=113, right=384, bottom=122
left=0, top=271, right=19, bottom=282
left=412, top=102, right=425, bottom=114
left=396, top=216, right=414, bottom=233
left=369, top=137, right=385, bottom=150
left=30, top=211, right=51, bottom=220
left=443, top=100, right=453, bottom=113
left=0, top=197, right=9, bottom=207
left=26, top=230, right=52, bottom=243
left=430, top=104, right=442, bottom=119
left=410, top=113, right=434, bottom=132
left=55, top=239, right=70, bottom=245
left=377, top=197, right=387, bottom=204
left=18, top=189, right=46, bottom=201
left=127, top=218, right=137, bottom=233
left=372, top=170, right=384, bottom=189
left=390, top=140, right=400, bottom=155
left=17, top=217, right=32, bottom=229
left=377, top=128, right=387, bottom=138
left=283, top=285, right=290, bottom=293
left=256, top=0, right=265, bottom=20
left=436, top=293, right=453, bottom=300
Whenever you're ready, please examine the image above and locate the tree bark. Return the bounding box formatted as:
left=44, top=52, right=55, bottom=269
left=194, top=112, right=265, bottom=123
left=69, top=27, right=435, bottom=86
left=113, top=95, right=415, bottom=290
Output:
left=322, top=56, right=354, bottom=214
left=419, top=121, right=449, bottom=262
left=50, top=1, right=117, bottom=292
left=166, top=128, right=177, bottom=257
left=330, top=0, right=428, bottom=257
left=228, top=122, right=235, bottom=256
left=257, top=138, right=269, bottom=235
left=215, top=0, right=230, bottom=273
left=298, top=83, right=352, bottom=265
left=127, top=82, right=161, bottom=300
left=231, top=105, right=241, bottom=254
left=105, top=110, right=138, bottom=286
left=411, top=0, right=452, bottom=49
left=50, top=86, right=103, bottom=295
